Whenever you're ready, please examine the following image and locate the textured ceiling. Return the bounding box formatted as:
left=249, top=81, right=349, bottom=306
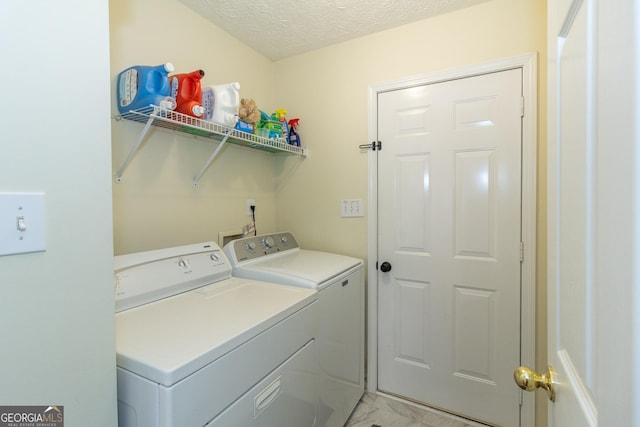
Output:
left=178, top=0, right=490, bottom=61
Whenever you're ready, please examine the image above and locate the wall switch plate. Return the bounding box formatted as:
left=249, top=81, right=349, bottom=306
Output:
left=0, top=192, right=46, bottom=256
left=341, top=198, right=364, bottom=217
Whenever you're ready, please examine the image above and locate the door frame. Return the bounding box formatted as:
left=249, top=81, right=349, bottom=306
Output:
left=366, top=53, right=538, bottom=426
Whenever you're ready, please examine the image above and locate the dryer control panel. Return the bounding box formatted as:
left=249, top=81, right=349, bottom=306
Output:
left=225, top=232, right=299, bottom=262
left=114, top=242, right=230, bottom=312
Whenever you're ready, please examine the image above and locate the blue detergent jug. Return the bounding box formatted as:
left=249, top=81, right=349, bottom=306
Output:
left=117, top=63, right=176, bottom=113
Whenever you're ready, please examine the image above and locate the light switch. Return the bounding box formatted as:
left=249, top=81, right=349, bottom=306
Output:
left=341, top=198, right=364, bottom=218
left=0, top=192, right=46, bottom=256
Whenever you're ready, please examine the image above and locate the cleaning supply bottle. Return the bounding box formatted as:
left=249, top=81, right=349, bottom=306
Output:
left=202, top=82, right=241, bottom=127
left=273, top=109, right=289, bottom=142
left=288, top=118, right=301, bottom=147
left=117, top=63, right=176, bottom=113
left=169, top=69, right=206, bottom=118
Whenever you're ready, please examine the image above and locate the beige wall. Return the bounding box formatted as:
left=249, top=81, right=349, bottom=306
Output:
left=110, top=0, right=548, bottom=424
left=273, top=0, right=548, bottom=424
left=110, top=0, right=281, bottom=254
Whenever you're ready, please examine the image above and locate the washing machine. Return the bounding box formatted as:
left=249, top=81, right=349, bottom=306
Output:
left=114, top=241, right=318, bottom=427
left=224, top=232, right=365, bottom=427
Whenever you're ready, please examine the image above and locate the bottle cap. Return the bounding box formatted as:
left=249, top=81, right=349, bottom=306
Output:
left=193, top=105, right=205, bottom=117
left=164, top=63, right=175, bottom=73
left=159, top=97, right=176, bottom=110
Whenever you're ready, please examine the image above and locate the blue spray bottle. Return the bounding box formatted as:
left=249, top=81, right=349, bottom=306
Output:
left=288, top=118, right=301, bottom=147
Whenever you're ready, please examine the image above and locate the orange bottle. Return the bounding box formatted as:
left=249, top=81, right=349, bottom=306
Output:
left=169, top=69, right=205, bottom=118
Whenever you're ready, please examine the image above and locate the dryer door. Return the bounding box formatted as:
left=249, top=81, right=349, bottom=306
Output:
left=206, top=340, right=317, bottom=427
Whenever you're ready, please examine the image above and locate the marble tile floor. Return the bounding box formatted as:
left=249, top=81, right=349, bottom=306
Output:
left=345, top=392, right=491, bottom=427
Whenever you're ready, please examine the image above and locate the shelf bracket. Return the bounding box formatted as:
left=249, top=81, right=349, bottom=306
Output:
left=115, top=114, right=156, bottom=183
left=193, top=132, right=232, bottom=187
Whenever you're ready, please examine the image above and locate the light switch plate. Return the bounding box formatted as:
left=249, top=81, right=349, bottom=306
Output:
left=341, top=198, right=364, bottom=218
left=0, top=192, right=46, bottom=256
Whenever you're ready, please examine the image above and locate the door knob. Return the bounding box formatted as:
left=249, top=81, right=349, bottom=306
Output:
left=380, top=262, right=392, bottom=272
left=514, top=365, right=556, bottom=402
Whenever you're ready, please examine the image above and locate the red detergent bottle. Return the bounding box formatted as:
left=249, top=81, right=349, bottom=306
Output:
left=169, top=69, right=206, bottom=118
left=117, top=63, right=176, bottom=113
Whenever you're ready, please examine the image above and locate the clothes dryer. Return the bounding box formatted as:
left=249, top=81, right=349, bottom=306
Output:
left=224, top=232, right=365, bottom=427
left=115, top=242, right=318, bottom=427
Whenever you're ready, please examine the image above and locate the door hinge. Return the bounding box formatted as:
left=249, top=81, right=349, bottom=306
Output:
left=359, top=141, right=382, bottom=151
left=520, top=96, right=525, bottom=117
left=520, top=241, right=524, bottom=262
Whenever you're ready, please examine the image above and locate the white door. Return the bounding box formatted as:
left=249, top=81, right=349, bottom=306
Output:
left=546, top=0, right=640, bottom=426
left=377, top=69, right=523, bottom=426
left=547, top=0, right=595, bottom=425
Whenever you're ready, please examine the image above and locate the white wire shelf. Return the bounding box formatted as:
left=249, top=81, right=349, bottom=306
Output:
left=115, top=105, right=307, bottom=187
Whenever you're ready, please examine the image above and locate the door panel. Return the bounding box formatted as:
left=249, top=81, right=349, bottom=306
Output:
left=396, top=154, right=431, bottom=251
left=453, top=286, right=494, bottom=382
left=397, top=280, right=430, bottom=365
left=455, top=149, right=496, bottom=258
left=377, top=69, right=522, bottom=426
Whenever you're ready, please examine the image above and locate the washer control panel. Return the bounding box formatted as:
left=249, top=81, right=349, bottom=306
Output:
left=226, top=232, right=299, bottom=262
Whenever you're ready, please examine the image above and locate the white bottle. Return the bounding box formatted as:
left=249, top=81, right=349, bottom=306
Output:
left=202, top=82, right=241, bottom=127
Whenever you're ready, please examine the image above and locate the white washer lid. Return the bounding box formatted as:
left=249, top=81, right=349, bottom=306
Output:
left=115, top=277, right=316, bottom=387
left=233, top=249, right=363, bottom=289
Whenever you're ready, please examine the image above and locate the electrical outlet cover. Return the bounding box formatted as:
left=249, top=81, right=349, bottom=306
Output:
left=246, top=198, right=256, bottom=216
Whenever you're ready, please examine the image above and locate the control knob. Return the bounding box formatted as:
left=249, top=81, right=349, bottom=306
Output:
left=246, top=241, right=256, bottom=251
left=210, top=252, right=220, bottom=261
left=262, top=236, right=275, bottom=249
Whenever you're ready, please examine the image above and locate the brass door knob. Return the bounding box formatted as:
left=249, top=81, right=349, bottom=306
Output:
left=514, top=365, right=557, bottom=402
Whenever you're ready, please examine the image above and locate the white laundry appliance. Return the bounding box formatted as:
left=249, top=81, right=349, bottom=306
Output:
left=114, top=241, right=319, bottom=427
left=224, top=232, right=365, bottom=427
